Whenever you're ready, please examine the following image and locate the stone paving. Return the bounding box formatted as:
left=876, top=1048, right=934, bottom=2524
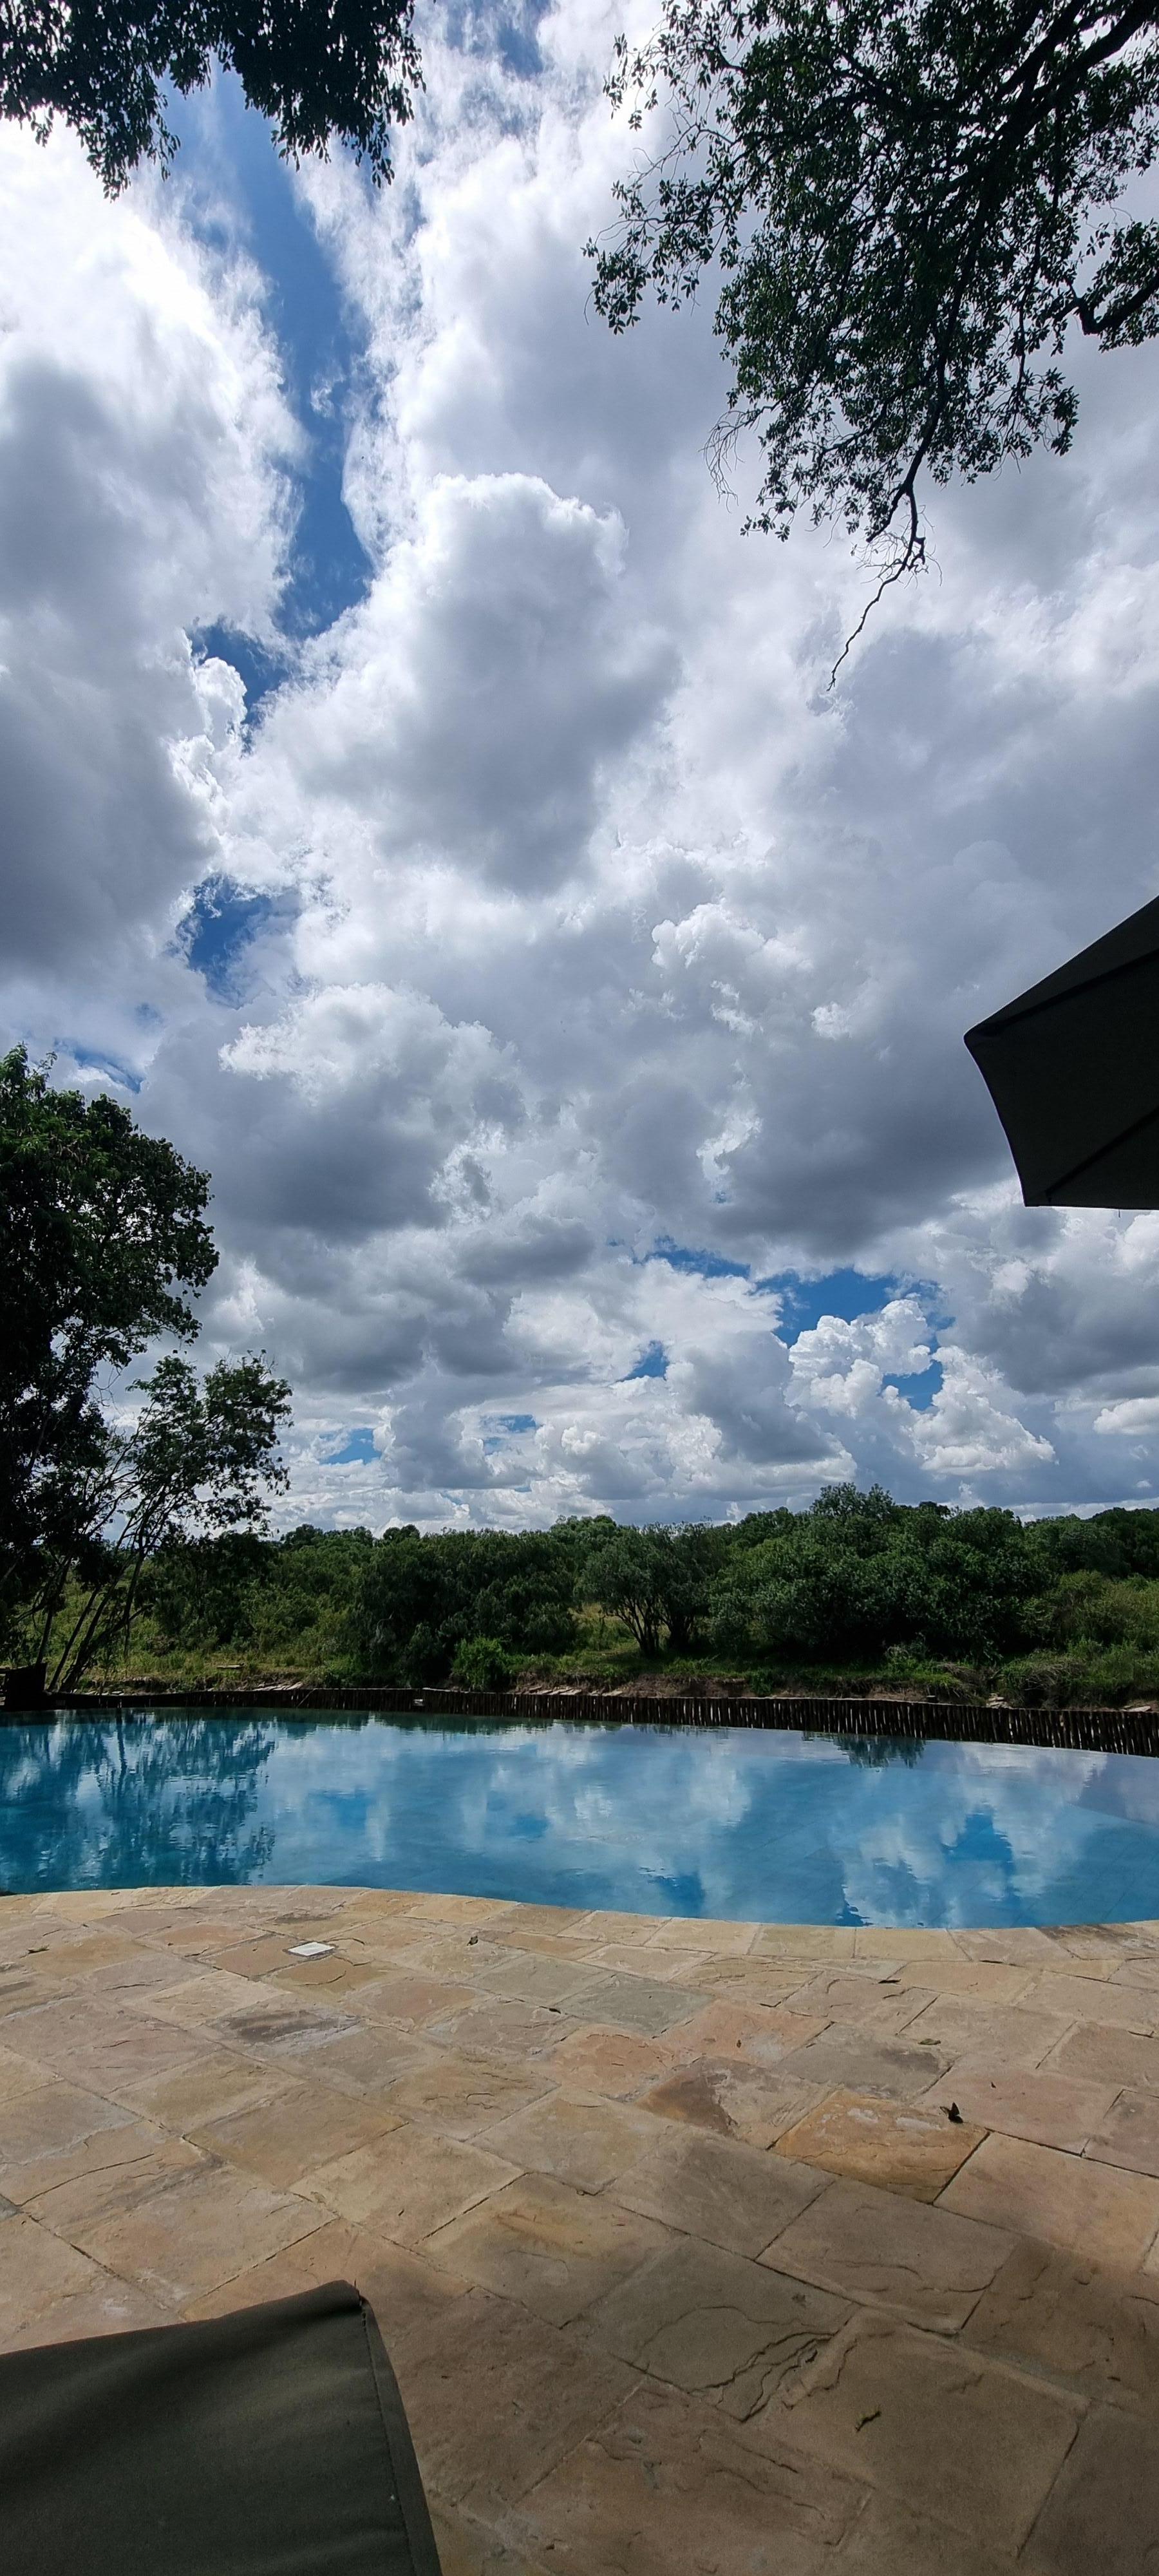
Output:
left=2, top=1888, right=1159, bottom=2571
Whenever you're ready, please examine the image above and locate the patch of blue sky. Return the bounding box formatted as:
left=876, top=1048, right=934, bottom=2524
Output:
left=326, top=1427, right=377, bottom=1464
left=444, top=0, right=551, bottom=80
left=169, top=74, right=373, bottom=696
left=625, top=1341, right=668, bottom=1380
left=762, top=1267, right=898, bottom=1340
left=176, top=872, right=294, bottom=1000
left=64, top=1045, right=144, bottom=1094
left=649, top=1238, right=750, bottom=1281
left=482, top=1414, right=538, bottom=1455
left=884, top=1361, right=945, bottom=1412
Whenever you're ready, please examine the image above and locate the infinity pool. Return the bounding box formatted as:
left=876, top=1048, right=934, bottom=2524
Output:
left=3, top=1712, right=1159, bottom=1924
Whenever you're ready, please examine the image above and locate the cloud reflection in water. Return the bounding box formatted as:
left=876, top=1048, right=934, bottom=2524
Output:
left=3, top=1716, right=1159, bottom=1925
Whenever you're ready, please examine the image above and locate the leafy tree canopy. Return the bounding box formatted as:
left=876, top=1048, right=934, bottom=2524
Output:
left=0, top=1046, right=217, bottom=1622
left=592, top=0, right=1159, bottom=661
left=1, top=0, right=420, bottom=192
left=31, top=1352, right=291, bottom=1692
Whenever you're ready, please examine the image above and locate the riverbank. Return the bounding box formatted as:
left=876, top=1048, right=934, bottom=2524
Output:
left=9, top=1681, right=1159, bottom=1757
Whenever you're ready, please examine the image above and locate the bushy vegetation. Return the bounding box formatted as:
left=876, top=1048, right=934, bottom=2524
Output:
left=58, top=1486, right=1159, bottom=1705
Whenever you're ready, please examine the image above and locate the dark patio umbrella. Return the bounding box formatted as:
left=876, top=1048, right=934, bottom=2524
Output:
left=965, top=893, right=1159, bottom=1208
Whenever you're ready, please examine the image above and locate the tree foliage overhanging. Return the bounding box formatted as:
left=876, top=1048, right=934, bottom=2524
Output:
left=1, top=0, right=421, bottom=191
left=591, top=0, right=1159, bottom=654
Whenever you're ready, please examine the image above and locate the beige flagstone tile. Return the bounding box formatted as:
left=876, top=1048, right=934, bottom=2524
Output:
left=774, top=2089, right=985, bottom=2203
left=386, top=1931, right=512, bottom=1978
left=269, top=1954, right=382, bottom=1994
left=897, top=1994, right=1073, bottom=2070
left=894, top=1958, right=1037, bottom=2005
left=833, top=2492, right=1034, bottom=2573
left=29, top=1930, right=142, bottom=1978
left=1046, top=2020, right=1159, bottom=2090
left=124, top=1967, right=282, bottom=2025
left=208, top=1935, right=308, bottom=1978
left=749, top=1926, right=858, bottom=1960
left=1032, top=1973, right=1156, bottom=2032
left=471, top=1951, right=610, bottom=2011
left=31, top=1892, right=131, bottom=1923
left=0, top=1968, right=78, bottom=2021
left=570, top=1910, right=671, bottom=1946
left=5, top=1999, right=214, bottom=2099
left=853, top=1929, right=959, bottom=1963
left=425, top=2174, right=670, bottom=2327
left=479, top=2092, right=662, bottom=2192
left=583, top=2232, right=850, bottom=2414
left=943, top=2132, right=1159, bottom=2270
left=654, top=1917, right=760, bottom=1953
left=776, top=2024, right=952, bottom=2103
left=352, top=1971, right=480, bottom=2029
left=548, top=2027, right=675, bottom=2099
left=33, top=2156, right=325, bottom=2307
left=397, top=2289, right=637, bottom=2511
left=637, top=2056, right=822, bottom=2152
left=610, top=2121, right=827, bottom=2257
left=952, top=1928, right=1062, bottom=1967
left=0, top=2041, right=66, bottom=2105
left=403, top=1895, right=529, bottom=1928
left=183, top=2218, right=472, bottom=2354
left=770, top=2307, right=1081, bottom=2553
left=556, top=1971, right=702, bottom=2038
left=428, top=2499, right=552, bottom=2576
left=1044, top=1926, right=1133, bottom=1970
left=381, top=2054, right=554, bottom=2139
left=118, top=2049, right=302, bottom=2131
left=0, top=2082, right=169, bottom=2204
left=424, top=1999, right=580, bottom=2062
left=1085, top=2087, right=1159, bottom=2177
left=687, top=1954, right=820, bottom=2007
left=505, top=2377, right=866, bottom=2576
left=964, top=2238, right=1159, bottom=2412
left=211, top=1996, right=363, bottom=2062
left=580, top=1942, right=715, bottom=1984
left=767, top=2177, right=1013, bottom=2333
left=24, top=2132, right=207, bottom=2232
left=663, top=2000, right=829, bottom=2067
left=921, top=2059, right=1119, bottom=2153
left=1111, top=1953, right=1159, bottom=1995
left=1, top=2272, right=171, bottom=2351
left=0, top=2213, right=113, bottom=2340
left=335, top=1889, right=418, bottom=1920
left=786, top=1971, right=932, bottom=2036
left=291, top=2023, right=442, bottom=2098
left=306, top=2122, right=520, bottom=2244
left=189, top=2087, right=403, bottom=2188
left=1024, top=2399, right=1159, bottom=2576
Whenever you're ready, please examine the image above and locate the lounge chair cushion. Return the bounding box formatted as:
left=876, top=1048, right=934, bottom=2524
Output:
left=0, top=2278, right=442, bottom=2574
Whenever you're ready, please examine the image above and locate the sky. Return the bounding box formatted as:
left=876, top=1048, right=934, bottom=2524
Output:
left=5, top=0, right=1159, bottom=1533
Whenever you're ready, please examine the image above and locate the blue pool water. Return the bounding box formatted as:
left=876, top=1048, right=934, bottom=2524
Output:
left=3, top=1712, right=1159, bottom=1924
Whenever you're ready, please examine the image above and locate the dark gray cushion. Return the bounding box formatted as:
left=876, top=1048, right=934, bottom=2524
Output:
left=0, top=2278, right=442, bottom=2575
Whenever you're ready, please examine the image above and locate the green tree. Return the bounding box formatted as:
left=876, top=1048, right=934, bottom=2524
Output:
left=1, top=0, right=420, bottom=194
left=0, top=1047, right=216, bottom=1643
left=592, top=0, right=1159, bottom=661
left=28, top=1351, right=291, bottom=1690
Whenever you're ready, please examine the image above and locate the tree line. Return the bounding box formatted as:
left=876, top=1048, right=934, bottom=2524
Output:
left=98, top=1487, right=1159, bottom=1705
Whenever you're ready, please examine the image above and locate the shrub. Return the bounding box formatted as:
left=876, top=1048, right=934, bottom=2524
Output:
left=451, top=1636, right=518, bottom=1689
